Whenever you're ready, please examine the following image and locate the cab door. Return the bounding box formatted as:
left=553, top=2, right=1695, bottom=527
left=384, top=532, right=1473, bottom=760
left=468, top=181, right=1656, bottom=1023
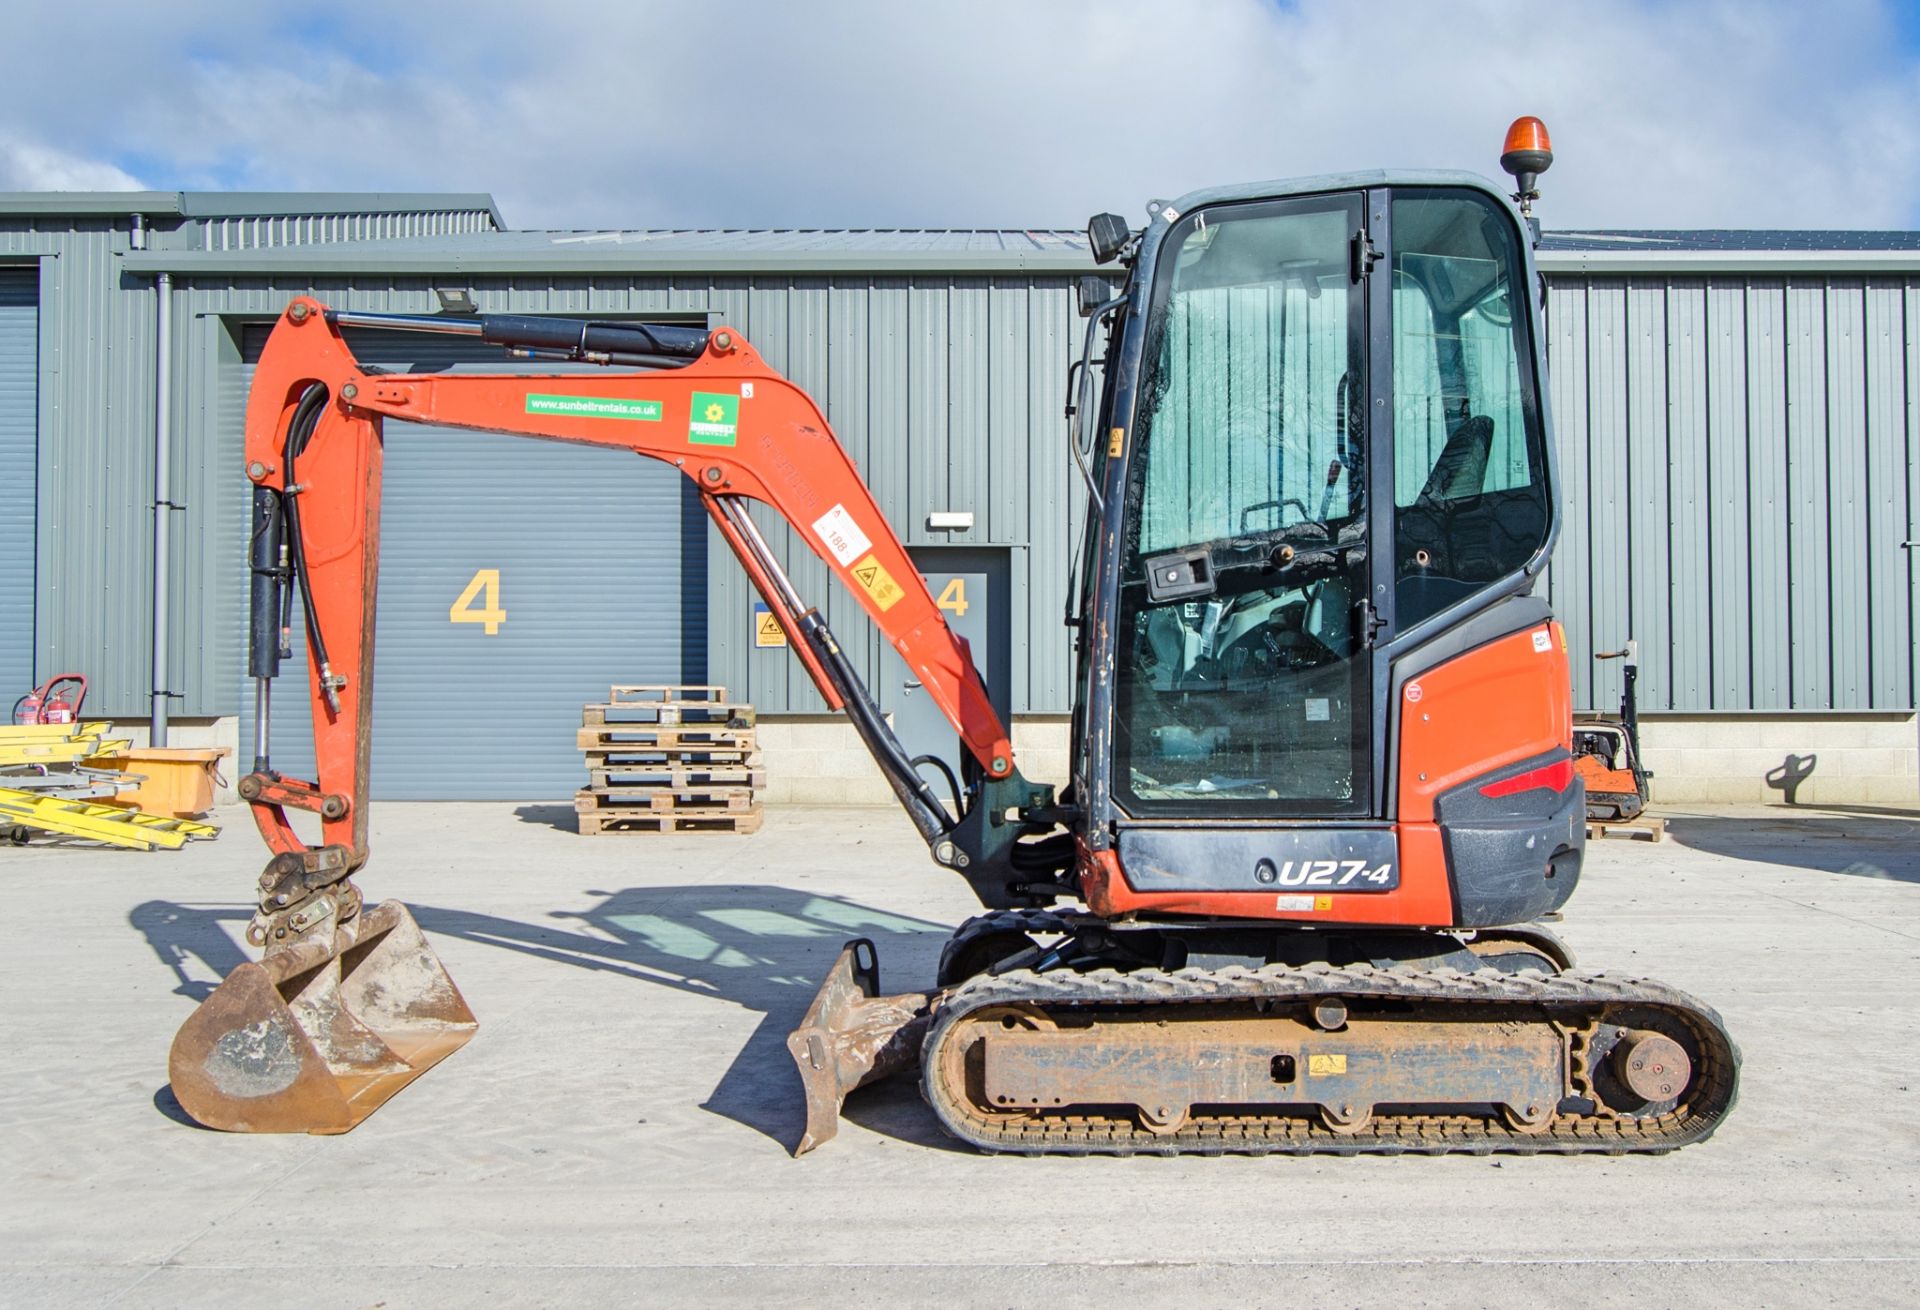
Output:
left=1108, top=191, right=1374, bottom=820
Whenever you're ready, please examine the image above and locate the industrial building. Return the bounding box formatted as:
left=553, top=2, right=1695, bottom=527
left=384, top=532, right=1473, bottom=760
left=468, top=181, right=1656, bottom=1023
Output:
left=2, top=190, right=1915, bottom=804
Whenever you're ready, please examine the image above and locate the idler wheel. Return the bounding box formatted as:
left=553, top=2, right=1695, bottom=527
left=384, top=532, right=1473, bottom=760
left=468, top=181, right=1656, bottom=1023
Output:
left=1613, top=1030, right=1692, bottom=1103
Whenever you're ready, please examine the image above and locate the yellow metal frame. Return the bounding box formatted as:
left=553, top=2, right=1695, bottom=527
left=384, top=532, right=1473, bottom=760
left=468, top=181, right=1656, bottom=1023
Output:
left=0, top=786, right=219, bottom=850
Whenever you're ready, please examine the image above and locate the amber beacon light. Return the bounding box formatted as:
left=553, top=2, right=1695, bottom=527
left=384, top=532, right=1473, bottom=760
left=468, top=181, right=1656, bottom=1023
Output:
left=1500, top=116, right=1554, bottom=216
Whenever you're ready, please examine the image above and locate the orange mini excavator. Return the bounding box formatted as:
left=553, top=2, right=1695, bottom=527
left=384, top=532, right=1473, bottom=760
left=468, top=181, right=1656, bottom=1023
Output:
left=171, top=122, right=1737, bottom=1154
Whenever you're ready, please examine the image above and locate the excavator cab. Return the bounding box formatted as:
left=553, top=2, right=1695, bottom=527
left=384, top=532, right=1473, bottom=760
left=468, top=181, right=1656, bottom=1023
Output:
left=1049, top=176, right=1575, bottom=925
left=1098, top=183, right=1553, bottom=827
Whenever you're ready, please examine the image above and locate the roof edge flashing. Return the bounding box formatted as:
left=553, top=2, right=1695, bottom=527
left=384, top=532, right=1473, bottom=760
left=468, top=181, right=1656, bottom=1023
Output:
left=119, top=248, right=1102, bottom=276
left=0, top=191, right=185, bottom=217
left=1535, top=248, right=1920, bottom=274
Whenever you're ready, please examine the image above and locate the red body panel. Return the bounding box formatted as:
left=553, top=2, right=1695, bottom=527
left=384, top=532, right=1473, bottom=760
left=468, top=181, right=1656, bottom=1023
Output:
left=1080, top=621, right=1574, bottom=930
left=1398, top=623, right=1571, bottom=823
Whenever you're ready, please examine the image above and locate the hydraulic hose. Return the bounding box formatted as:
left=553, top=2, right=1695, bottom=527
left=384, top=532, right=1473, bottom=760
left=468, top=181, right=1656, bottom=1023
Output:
left=280, top=384, right=338, bottom=711
left=910, top=753, right=964, bottom=818
left=791, top=609, right=955, bottom=843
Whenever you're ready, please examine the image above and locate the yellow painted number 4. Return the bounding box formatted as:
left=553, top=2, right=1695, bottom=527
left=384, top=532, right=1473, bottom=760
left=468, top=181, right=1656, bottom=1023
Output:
left=450, top=568, right=506, bottom=635
left=936, top=577, right=968, bottom=617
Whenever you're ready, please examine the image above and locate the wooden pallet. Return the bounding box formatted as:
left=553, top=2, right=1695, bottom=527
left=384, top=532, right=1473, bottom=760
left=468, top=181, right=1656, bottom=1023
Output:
left=1587, top=815, right=1665, bottom=842
left=587, top=765, right=767, bottom=790
left=583, top=705, right=755, bottom=728
left=577, top=806, right=764, bottom=836
left=575, top=786, right=757, bottom=814
left=581, top=746, right=759, bottom=769
left=607, top=684, right=731, bottom=705
left=576, top=723, right=757, bottom=751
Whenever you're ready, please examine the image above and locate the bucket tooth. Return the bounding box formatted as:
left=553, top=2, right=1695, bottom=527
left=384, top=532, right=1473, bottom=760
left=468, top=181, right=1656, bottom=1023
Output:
left=168, top=900, right=476, bottom=1133
left=786, top=938, right=930, bottom=1155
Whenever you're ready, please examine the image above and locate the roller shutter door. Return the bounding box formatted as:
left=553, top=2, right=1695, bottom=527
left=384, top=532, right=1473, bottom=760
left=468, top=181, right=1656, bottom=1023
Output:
left=235, top=325, right=706, bottom=799
left=0, top=270, right=36, bottom=704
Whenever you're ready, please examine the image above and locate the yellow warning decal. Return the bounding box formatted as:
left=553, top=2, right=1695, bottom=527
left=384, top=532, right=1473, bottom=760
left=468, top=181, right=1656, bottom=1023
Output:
left=753, top=603, right=788, bottom=648
left=849, top=554, right=905, bottom=612
left=1307, top=1053, right=1347, bottom=1077
left=1314, top=895, right=1332, bottom=912
left=1108, top=426, right=1126, bottom=458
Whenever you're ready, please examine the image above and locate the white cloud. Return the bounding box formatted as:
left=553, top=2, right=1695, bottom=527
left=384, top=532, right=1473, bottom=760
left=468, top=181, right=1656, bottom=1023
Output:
left=4, top=0, right=1919, bottom=230
left=0, top=140, right=144, bottom=192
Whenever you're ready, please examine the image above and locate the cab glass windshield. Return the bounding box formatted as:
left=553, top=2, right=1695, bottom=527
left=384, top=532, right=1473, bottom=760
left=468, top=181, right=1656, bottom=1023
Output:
left=1115, top=193, right=1368, bottom=816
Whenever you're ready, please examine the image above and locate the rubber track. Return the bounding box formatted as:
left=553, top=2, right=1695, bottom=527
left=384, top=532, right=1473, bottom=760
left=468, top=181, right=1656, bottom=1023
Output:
left=920, top=962, right=1740, bottom=1157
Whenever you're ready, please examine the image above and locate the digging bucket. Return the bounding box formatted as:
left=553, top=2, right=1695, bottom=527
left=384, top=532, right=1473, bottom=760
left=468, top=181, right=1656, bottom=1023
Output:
left=168, top=899, right=476, bottom=1133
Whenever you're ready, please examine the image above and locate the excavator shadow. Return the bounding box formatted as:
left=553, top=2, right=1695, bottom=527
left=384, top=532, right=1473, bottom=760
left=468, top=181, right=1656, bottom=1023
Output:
left=131, top=885, right=957, bottom=1151
left=130, top=900, right=252, bottom=1003
left=1664, top=808, right=1920, bottom=884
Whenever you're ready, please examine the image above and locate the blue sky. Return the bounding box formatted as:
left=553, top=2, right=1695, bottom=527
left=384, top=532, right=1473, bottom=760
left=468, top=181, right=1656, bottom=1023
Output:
left=8, top=0, right=1920, bottom=231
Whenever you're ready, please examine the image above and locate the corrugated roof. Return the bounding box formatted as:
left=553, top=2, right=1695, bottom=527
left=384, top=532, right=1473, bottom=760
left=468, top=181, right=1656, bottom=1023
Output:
left=120, top=224, right=1100, bottom=274
left=103, top=212, right=1920, bottom=276
left=541, top=227, right=1088, bottom=253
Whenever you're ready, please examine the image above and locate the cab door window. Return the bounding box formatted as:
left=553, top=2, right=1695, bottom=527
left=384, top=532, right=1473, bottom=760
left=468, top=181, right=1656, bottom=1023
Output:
left=1390, top=191, right=1550, bottom=630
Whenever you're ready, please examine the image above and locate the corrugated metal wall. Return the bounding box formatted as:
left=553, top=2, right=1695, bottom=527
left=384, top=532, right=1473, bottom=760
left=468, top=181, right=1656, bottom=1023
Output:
left=1544, top=276, right=1918, bottom=715
left=9, top=212, right=1919, bottom=725
left=0, top=269, right=36, bottom=700
left=0, top=216, right=160, bottom=717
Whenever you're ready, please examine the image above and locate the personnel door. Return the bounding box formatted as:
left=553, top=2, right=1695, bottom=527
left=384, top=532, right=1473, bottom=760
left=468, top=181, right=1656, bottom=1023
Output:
left=889, top=547, right=1011, bottom=809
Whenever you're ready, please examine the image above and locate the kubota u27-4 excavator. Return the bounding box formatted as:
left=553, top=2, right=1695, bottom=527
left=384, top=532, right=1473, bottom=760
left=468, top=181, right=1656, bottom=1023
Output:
left=171, top=120, right=1737, bottom=1154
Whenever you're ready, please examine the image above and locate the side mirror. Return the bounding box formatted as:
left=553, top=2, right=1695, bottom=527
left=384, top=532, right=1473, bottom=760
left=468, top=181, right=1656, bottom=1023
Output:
left=1075, top=276, right=1111, bottom=318
left=1086, top=212, right=1131, bottom=265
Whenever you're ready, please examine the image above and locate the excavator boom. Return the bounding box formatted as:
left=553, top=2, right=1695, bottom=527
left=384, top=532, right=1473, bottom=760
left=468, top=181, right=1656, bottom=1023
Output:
left=241, top=301, right=1018, bottom=846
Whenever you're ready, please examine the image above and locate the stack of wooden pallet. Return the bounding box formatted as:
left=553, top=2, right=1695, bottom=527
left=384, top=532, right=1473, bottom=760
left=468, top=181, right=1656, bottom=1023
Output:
left=574, top=686, right=763, bottom=835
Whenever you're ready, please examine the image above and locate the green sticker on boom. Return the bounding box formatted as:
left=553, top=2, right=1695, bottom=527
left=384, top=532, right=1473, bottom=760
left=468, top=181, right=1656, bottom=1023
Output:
left=689, top=391, right=740, bottom=446
left=526, top=394, right=663, bottom=421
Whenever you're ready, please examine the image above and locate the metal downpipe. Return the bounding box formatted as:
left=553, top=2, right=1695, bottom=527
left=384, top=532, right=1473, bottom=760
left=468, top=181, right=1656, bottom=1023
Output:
left=150, top=271, right=173, bottom=746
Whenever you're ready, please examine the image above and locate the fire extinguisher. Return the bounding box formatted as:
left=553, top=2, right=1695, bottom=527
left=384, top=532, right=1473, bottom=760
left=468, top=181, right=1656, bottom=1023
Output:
left=12, top=674, right=88, bottom=726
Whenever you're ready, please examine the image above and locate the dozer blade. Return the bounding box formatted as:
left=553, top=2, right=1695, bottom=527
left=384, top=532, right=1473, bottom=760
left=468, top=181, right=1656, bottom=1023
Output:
left=168, top=900, right=476, bottom=1133
left=785, top=938, right=930, bottom=1155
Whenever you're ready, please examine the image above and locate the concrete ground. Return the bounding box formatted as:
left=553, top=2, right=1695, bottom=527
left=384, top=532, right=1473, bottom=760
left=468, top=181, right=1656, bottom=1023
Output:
left=3, top=801, right=1918, bottom=1308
